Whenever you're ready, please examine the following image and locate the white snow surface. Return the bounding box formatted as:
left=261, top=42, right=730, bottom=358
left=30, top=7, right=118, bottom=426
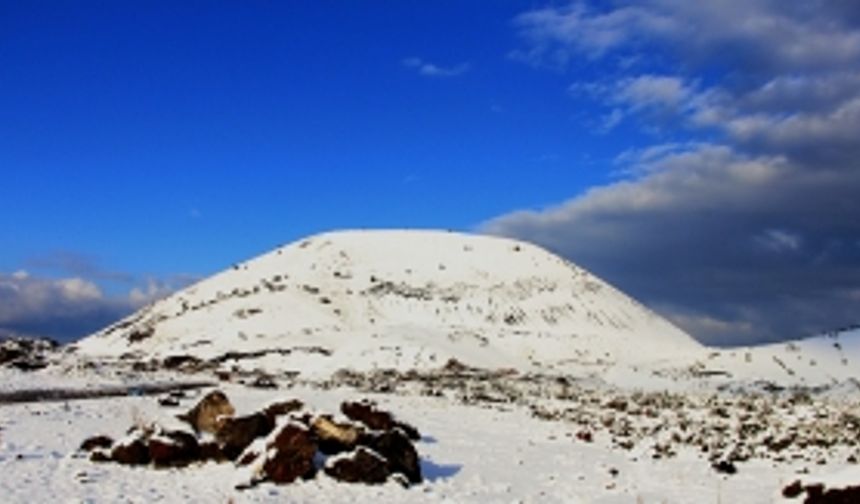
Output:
left=74, top=230, right=702, bottom=376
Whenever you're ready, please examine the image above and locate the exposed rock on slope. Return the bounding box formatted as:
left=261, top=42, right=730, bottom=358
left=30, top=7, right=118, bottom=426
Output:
left=74, top=230, right=701, bottom=375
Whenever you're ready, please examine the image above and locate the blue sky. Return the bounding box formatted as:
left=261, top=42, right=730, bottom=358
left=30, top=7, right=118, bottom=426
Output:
left=2, top=1, right=859, bottom=344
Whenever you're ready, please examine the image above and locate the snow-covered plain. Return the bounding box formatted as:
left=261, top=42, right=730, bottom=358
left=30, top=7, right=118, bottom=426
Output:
left=2, top=230, right=859, bottom=503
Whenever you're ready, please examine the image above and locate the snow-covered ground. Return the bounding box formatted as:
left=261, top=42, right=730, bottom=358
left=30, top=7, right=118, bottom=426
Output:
left=2, top=371, right=856, bottom=503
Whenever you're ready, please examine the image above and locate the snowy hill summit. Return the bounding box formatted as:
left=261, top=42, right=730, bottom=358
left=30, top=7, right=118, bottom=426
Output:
left=75, top=230, right=702, bottom=376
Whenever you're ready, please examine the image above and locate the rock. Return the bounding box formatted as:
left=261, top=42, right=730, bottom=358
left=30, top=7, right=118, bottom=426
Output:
left=782, top=480, right=803, bottom=498
left=111, top=436, right=151, bottom=466
left=576, top=430, right=593, bottom=443
left=250, top=374, right=277, bottom=389
left=177, top=390, right=235, bottom=434
left=311, top=416, right=363, bottom=455
left=260, top=423, right=317, bottom=484
left=80, top=435, right=114, bottom=452
left=324, top=447, right=391, bottom=484
left=162, top=355, right=203, bottom=371
left=199, top=441, right=227, bottom=463
left=148, top=430, right=200, bottom=468
left=216, top=413, right=275, bottom=460
left=341, top=400, right=420, bottom=441
left=711, top=460, right=737, bottom=475
left=158, top=396, right=181, bottom=407
left=360, top=429, right=422, bottom=484
left=262, top=399, right=304, bottom=421
left=90, top=450, right=111, bottom=463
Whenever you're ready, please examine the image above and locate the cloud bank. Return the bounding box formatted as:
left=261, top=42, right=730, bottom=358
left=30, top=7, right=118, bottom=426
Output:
left=487, top=1, right=860, bottom=345
left=0, top=265, right=196, bottom=343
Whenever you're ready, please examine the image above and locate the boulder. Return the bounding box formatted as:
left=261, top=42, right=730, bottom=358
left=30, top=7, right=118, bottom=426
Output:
left=360, top=429, right=422, bottom=484
left=216, top=412, right=274, bottom=460
left=148, top=430, right=201, bottom=468
left=177, top=390, right=235, bottom=434
left=111, top=436, right=151, bottom=466
left=311, top=416, right=363, bottom=455
left=260, top=423, right=317, bottom=484
left=80, top=435, right=114, bottom=452
left=263, top=399, right=304, bottom=422
left=341, top=400, right=420, bottom=440
left=324, top=447, right=391, bottom=484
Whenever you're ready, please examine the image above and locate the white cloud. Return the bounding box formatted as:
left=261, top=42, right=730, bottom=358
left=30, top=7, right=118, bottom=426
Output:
left=754, top=229, right=803, bottom=253
left=402, top=57, right=470, bottom=77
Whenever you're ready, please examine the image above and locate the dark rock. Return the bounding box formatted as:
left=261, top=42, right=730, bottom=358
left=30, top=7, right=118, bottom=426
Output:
left=80, top=435, right=114, bottom=452
left=111, top=437, right=151, bottom=466
left=149, top=430, right=201, bottom=468
left=250, top=374, right=277, bottom=389
left=341, top=400, right=420, bottom=440
left=311, top=416, right=363, bottom=455
left=782, top=480, right=803, bottom=498
left=177, top=390, right=235, bottom=434
left=261, top=424, right=317, bottom=484
left=576, top=430, right=593, bottom=443
left=162, top=355, right=203, bottom=371
left=360, top=429, right=422, bottom=484
left=216, top=412, right=275, bottom=460
left=158, top=396, right=181, bottom=407
left=711, top=460, right=737, bottom=475
left=263, top=399, right=304, bottom=422
left=325, top=447, right=391, bottom=484
left=199, top=441, right=227, bottom=463
left=90, top=450, right=111, bottom=463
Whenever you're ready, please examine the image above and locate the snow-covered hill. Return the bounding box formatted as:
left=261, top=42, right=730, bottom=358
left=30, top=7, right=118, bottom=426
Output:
left=74, top=230, right=701, bottom=376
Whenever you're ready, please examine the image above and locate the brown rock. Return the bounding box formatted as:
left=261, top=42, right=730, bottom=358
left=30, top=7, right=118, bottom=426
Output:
left=360, top=429, right=422, bottom=484
left=111, top=436, right=151, bottom=466
left=324, top=447, right=391, bottom=484
left=148, top=430, right=200, bottom=468
left=177, top=390, right=235, bottom=434
left=89, top=450, right=111, bottom=463
left=80, top=435, right=114, bottom=452
left=263, top=399, right=304, bottom=422
left=199, top=441, right=227, bottom=463
left=782, top=480, right=803, bottom=498
left=261, top=424, right=317, bottom=484
left=216, top=412, right=275, bottom=460
left=311, top=416, right=363, bottom=455
left=341, top=400, right=420, bottom=440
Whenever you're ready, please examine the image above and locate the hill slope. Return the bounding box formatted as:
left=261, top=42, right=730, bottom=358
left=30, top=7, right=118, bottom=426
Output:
left=74, top=230, right=701, bottom=375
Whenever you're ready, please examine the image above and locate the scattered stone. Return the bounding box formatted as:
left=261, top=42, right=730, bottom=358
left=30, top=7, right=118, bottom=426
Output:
left=250, top=374, right=277, bottom=389
left=325, top=447, right=391, bottom=484
left=80, top=435, right=114, bottom=452
left=711, top=460, right=737, bottom=475
left=576, top=430, right=593, bottom=443
left=158, top=396, right=181, bottom=407
left=177, top=390, right=235, bottom=434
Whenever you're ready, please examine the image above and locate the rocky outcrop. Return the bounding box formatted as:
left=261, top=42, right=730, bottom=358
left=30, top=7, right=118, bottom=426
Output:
left=177, top=390, right=235, bottom=434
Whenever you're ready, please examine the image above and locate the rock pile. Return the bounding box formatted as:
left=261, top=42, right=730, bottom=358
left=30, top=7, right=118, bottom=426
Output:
left=79, top=391, right=423, bottom=489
